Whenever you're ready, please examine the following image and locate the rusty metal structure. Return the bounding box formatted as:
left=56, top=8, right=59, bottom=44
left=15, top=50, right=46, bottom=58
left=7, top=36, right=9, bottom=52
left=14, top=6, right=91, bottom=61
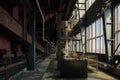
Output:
left=0, top=0, right=120, bottom=79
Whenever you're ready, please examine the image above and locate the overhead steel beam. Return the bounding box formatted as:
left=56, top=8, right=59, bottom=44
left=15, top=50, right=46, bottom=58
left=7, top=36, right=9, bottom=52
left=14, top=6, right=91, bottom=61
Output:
left=64, top=0, right=77, bottom=20
left=85, top=0, right=103, bottom=26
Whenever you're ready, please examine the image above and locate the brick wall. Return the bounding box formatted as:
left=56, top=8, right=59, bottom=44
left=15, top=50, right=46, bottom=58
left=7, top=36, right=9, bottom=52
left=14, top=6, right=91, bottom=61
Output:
left=0, top=6, right=23, bottom=37
left=0, top=36, right=11, bottom=55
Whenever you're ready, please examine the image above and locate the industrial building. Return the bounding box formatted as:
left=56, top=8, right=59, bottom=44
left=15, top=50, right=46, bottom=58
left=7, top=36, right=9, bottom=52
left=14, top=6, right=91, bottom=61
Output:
left=0, top=0, right=120, bottom=80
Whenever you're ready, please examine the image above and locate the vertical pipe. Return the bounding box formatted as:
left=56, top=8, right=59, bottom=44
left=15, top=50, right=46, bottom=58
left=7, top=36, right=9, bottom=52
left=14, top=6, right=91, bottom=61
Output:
left=33, top=11, right=36, bottom=68
left=35, top=0, right=45, bottom=41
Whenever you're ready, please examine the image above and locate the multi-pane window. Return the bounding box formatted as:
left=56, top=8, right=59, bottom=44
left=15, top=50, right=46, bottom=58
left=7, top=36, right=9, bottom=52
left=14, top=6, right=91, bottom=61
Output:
left=68, top=39, right=81, bottom=52
left=115, top=4, right=120, bottom=55
left=86, top=18, right=105, bottom=54
left=76, top=33, right=82, bottom=52
left=76, top=0, right=86, bottom=18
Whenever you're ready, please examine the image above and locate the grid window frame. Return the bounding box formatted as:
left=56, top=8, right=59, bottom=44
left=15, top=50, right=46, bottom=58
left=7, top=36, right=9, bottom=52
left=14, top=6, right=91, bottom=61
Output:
left=115, top=4, right=120, bottom=55
left=86, top=17, right=105, bottom=54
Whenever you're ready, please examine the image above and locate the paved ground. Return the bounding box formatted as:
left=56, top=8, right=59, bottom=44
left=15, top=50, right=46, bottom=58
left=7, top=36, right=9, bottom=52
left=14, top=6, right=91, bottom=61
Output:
left=10, top=56, right=52, bottom=80
left=10, top=54, right=119, bottom=80
left=42, top=59, right=118, bottom=80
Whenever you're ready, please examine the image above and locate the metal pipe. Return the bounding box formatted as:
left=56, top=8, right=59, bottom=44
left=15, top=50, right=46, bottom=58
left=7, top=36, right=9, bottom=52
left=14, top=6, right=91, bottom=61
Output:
left=35, top=0, right=46, bottom=41
left=35, top=0, right=54, bottom=50
left=35, top=0, right=45, bottom=21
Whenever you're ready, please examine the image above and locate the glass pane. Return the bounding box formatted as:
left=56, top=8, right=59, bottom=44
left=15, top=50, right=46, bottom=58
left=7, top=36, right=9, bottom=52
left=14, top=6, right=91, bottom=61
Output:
left=72, top=41, right=75, bottom=52
left=89, top=40, right=92, bottom=52
left=89, top=0, right=92, bottom=7
left=85, top=0, right=95, bottom=10
left=96, top=38, right=100, bottom=53
left=76, top=33, right=81, bottom=39
left=101, top=18, right=104, bottom=35
left=101, top=37, right=105, bottom=54
left=118, top=5, right=120, bottom=30
left=106, top=25, right=111, bottom=39
left=118, top=32, right=120, bottom=44
left=118, top=32, right=120, bottom=55
left=92, top=0, right=95, bottom=3
left=105, top=9, right=111, bottom=23
left=92, top=23, right=96, bottom=37
left=93, top=39, right=96, bottom=53
left=87, top=41, right=89, bottom=52
left=90, top=25, right=92, bottom=38
left=115, top=5, right=120, bottom=55
left=115, top=6, right=118, bottom=32
left=96, top=19, right=101, bottom=36
left=79, top=10, right=85, bottom=18
left=79, top=4, right=85, bottom=9
left=78, top=0, right=85, bottom=3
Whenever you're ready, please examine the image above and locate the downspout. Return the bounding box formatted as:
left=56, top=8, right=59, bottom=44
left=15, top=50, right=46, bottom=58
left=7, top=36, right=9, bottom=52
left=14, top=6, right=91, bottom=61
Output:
left=35, top=0, right=55, bottom=53
left=35, top=0, right=46, bottom=41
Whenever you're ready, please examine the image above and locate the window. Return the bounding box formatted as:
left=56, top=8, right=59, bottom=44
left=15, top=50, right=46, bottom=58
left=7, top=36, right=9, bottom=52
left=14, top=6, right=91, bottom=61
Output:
left=76, top=0, right=86, bottom=18
left=101, top=37, right=105, bottom=53
left=89, top=25, right=92, bottom=38
left=115, top=4, right=120, bottom=55
left=86, top=18, right=105, bottom=54
left=67, top=40, right=82, bottom=52
left=72, top=41, right=75, bottom=52
left=79, top=10, right=85, bottom=18
left=92, top=23, right=96, bottom=37
left=96, top=20, right=101, bottom=36
left=93, top=39, right=96, bottom=52
left=78, top=0, right=85, bottom=3
left=79, top=4, right=85, bottom=9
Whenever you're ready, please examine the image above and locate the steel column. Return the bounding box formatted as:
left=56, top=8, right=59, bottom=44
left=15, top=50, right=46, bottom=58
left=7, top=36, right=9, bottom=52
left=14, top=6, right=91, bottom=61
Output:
left=27, top=12, right=36, bottom=70
left=111, top=5, right=115, bottom=56
left=103, top=7, right=113, bottom=63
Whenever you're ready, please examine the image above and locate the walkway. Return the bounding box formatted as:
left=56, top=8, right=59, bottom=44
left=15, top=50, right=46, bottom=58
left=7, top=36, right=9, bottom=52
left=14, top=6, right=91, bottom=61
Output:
left=10, top=54, right=118, bottom=80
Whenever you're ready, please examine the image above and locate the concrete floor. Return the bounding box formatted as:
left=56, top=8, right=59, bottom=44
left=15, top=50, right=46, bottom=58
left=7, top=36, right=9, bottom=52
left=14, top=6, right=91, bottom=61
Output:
left=10, top=54, right=119, bottom=80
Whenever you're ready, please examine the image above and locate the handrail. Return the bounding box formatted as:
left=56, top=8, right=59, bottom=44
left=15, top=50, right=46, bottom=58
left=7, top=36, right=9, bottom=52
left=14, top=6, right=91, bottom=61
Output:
left=113, top=43, right=120, bottom=55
